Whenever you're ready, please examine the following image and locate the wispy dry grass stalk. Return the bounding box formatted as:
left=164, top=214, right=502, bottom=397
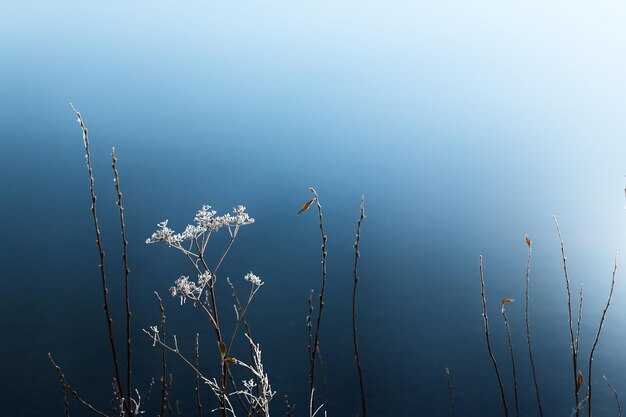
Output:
left=352, top=197, right=367, bottom=417
left=554, top=216, right=580, bottom=416
left=479, top=256, right=509, bottom=417
left=444, top=367, right=456, bottom=417
left=524, top=235, right=544, bottom=417
left=603, top=374, right=622, bottom=417
left=501, top=299, right=519, bottom=417
left=49, top=353, right=109, bottom=417
left=111, top=148, right=133, bottom=407
left=587, top=253, right=619, bottom=417
left=69, top=104, right=130, bottom=416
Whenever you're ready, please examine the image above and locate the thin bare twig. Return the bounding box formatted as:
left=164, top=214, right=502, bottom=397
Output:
left=575, top=284, right=583, bottom=359
left=70, top=104, right=130, bottom=416
left=479, top=256, right=509, bottom=417
left=155, top=292, right=169, bottom=417
left=49, top=353, right=110, bottom=417
left=352, top=196, right=367, bottom=417
left=524, top=236, right=544, bottom=417
left=603, top=374, right=622, bottom=417
left=445, top=367, right=456, bottom=417
left=308, top=188, right=328, bottom=413
left=501, top=300, right=519, bottom=417
left=112, top=148, right=133, bottom=408
left=587, top=253, right=619, bottom=417
left=554, top=216, right=579, bottom=415
left=196, top=333, right=203, bottom=417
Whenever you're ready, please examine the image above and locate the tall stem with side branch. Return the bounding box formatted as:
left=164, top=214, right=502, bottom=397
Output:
left=70, top=104, right=131, bottom=416
left=479, top=256, right=509, bottom=417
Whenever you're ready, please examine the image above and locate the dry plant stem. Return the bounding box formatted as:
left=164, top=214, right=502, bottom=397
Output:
left=226, top=278, right=262, bottom=413
left=196, top=255, right=228, bottom=417
left=587, top=253, right=619, bottom=417
left=445, top=368, right=456, bottom=417
left=70, top=104, right=130, bottom=416
left=352, top=197, right=367, bottom=417
left=49, top=353, right=110, bottom=417
left=524, top=242, right=544, bottom=417
left=155, top=292, right=169, bottom=417
left=502, top=304, right=519, bottom=417
left=284, top=395, right=294, bottom=417
left=306, top=290, right=314, bottom=386
left=316, top=347, right=329, bottom=415
left=603, top=374, right=622, bottom=417
left=309, top=190, right=328, bottom=412
left=112, top=148, right=133, bottom=407
left=196, top=334, right=203, bottom=417
left=554, top=216, right=579, bottom=415
left=62, top=383, right=70, bottom=417
left=575, top=285, right=583, bottom=362
left=479, top=256, right=509, bottom=417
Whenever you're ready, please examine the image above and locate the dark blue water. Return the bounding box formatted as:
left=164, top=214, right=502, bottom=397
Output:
left=1, top=2, right=626, bottom=416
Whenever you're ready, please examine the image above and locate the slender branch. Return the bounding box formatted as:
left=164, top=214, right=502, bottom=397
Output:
left=479, top=256, right=509, bottom=417
left=316, top=347, right=329, bottom=416
left=308, top=188, right=328, bottom=413
left=49, top=353, right=110, bottom=417
left=155, top=292, right=169, bottom=417
left=70, top=104, right=130, bottom=416
left=524, top=236, right=544, bottom=417
left=575, top=284, right=583, bottom=357
left=587, top=253, right=619, bottom=417
left=352, top=196, right=366, bottom=417
left=196, top=333, right=203, bottom=417
left=306, top=290, right=314, bottom=404
left=603, top=374, right=622, bottom=417
left=445, top=367, right=456, bottom=417
left=554, top=216, right=579, bottom=415
left=502, top=300, right=519, bottom=417
left=112, top=148, right=133, bottom=408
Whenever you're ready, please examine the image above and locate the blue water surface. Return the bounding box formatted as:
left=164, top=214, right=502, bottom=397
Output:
left=1, top=2, right=625, bottom=416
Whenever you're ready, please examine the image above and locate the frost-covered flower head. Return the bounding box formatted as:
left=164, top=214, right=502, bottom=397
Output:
left=244, top=271, right=263, bottom=286
left=146, top=204, right=255, bottom=247
left=169, top=276, right=201, bottom=304
left=145, top=220, right=183, bottom=245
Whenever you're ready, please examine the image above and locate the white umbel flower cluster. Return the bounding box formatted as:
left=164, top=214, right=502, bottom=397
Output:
left=146, top=205, right=254, bottom=245
left=169, top=276, right=201, bottom=304
left=244, top=271, right=263, bottom=286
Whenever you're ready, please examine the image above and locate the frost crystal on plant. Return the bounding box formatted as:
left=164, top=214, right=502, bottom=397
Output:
left=244, top=272, right=263, bottom=286
left=169, top=276, right=201, bottom=304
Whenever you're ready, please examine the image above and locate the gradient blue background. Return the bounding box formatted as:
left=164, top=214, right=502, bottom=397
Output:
left=1, top=1, right=625, bottom=416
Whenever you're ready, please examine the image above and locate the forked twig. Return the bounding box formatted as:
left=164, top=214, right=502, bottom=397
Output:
left=49, top=353, right=110, bottom=417
left=554, top=216, right=579, bottom=415
left=479, top=256, right=509, bottom=417
left=587, top=253, right=619, bottom=417
left=112, top=148, right=133, bottom=408
left=70, top=104, right=130, bottom=416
